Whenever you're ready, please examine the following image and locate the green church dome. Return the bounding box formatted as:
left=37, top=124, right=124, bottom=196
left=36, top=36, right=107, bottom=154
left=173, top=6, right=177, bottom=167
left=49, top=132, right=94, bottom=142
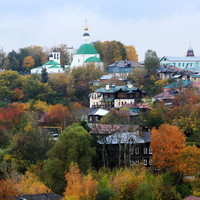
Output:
left=76, top=43, right=99, bottom=55
left=84, top=56, right=101, bottom=63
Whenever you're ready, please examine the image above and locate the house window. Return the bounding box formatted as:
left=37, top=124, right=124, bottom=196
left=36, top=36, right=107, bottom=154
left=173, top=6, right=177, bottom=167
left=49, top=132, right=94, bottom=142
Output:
left=89, top=117, right=92, bottom=122
left=149, top=159, right=152, bottom=165
left=144, top=148, right=148, bottom=154
left=183, top=63, right=184, bottom=67
left=149, top=148, right=152, bottom=154
left=191, top=63, right=193, bottom=66
left=135, top=92, right=139, bottom=98
left=118, top=102, right=120, bottom=106
left=144, top=159, right=148, bottom=166
left=78, top=59, right=80, bottom=63
left=135, top=160, right=139, bottom=165
left=179, top=63, right=181, bottom=67
left=135, top=147, right=139, bottom=154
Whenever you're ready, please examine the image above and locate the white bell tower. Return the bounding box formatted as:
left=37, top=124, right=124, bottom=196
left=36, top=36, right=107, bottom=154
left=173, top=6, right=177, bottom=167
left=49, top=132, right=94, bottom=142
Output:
left=49, top=49, right=61, bottom=64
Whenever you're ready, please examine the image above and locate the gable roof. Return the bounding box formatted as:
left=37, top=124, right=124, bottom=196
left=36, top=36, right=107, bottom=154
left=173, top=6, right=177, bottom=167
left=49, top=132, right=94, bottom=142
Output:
left=87, top=108, right=109, bottom=116
left=95, top=85, right=145, bottom=94
left=97, top=131, right=151, bottom=144
left=163, top=80, right=192, bottom=89
left=109, top=60, right=138, bottom=68
left=76, top=43, right=99, bottom=55
left=154, top=89, right=179, bottom=100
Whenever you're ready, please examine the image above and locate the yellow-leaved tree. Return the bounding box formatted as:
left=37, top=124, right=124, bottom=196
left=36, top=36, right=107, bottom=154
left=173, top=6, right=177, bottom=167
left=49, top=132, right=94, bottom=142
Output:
left=63, top=163, right=98, bottom=200
left=126, top=46, right=138, bottom=62
left=23, top=56, right=35, bottom=69
left=14, top=171, right=51, bottom=194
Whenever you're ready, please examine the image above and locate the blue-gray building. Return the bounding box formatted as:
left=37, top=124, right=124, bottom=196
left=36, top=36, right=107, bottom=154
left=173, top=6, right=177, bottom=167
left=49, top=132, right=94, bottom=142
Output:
left=107, top=60, right=138, bottom=78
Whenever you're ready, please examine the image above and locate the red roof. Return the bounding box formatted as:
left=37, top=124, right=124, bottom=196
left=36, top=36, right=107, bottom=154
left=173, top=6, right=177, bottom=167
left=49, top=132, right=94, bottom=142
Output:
left=183, top=196, right=200, bottom=200
left=122, top=103, right=151, bottom=109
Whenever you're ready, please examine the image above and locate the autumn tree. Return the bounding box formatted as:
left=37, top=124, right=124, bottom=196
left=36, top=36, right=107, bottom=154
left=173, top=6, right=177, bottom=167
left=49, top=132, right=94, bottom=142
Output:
left=23, top=56, right=35, bottom=70
left=8, top=126, right=54, bottom=172
left=127, top=67, right=147, bottom=87
left=45, top=104, right=70, bottom=127
left=14, top=171, right=51, bottom=194
left=151, top=124, right=186, bottom=172
left=22, top=74, right=55, bottom=102
left=27, top=45, right=44, bottom=67
left=101, top=110, right=131, bottom=125
left=125, top=45, right=138, bottom=62
left=177, top=145, right=200, bottom=176
left=0, top=179, right=18, bottom=200
left=93, top=40, right=127, bottom=67
left=55, top=43, right=70, bottom=66
left=69, top=102, right=87, bottom=123
left=144, top=49, right=159, bottom=70
left=0, top=70, right=23, bottom=103
left=63, top=163, right=98, bottom=200
left=42, top=123, right=95, bottom=194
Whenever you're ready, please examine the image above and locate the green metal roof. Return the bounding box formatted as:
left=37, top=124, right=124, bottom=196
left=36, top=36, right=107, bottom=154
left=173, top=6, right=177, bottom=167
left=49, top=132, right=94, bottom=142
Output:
left=44, top=60, right=59, bottom=65
left=34, top=66, right=42, bottom=69
left=76, top=43, right=99, bottom=55
left=95, top=85, right=141, bottom=94
left=84, top=56, right=101, bottom=63
left=163, top=80, right=192, bottom=89
left=48, top=65, right=63, bottom=69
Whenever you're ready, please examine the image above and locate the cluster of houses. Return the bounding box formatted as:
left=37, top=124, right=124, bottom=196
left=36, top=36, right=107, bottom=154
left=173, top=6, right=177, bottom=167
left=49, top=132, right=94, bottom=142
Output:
left=31, top=25, right=200, bottom=169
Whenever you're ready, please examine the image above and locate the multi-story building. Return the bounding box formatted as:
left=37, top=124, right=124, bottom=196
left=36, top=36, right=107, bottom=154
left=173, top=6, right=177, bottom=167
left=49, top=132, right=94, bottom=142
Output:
left=89, top=82, right=146, bottom=108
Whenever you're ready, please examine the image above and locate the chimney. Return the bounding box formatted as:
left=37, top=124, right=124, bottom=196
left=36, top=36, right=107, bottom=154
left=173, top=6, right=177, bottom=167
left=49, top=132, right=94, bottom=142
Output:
left=127, top=81, right=133, bottom=88
left=105, top=83, right=110, bottom=90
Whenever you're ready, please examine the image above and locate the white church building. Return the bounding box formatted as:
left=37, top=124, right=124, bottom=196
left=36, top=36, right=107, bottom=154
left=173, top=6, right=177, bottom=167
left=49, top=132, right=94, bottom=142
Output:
left=70, top=26, right=103, bottom=69
left=31, top=49, right=65, bottom=74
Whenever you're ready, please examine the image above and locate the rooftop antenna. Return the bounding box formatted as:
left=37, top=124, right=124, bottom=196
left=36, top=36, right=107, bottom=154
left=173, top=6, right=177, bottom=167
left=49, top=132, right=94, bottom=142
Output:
left=189, top=40, right=192, bottom=48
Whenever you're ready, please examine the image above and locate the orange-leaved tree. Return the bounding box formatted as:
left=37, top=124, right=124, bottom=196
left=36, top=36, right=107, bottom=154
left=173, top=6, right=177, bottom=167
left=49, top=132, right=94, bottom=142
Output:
left=0, top=179, right=18, bottom=200
left=45, top=104, right=71, bottom=128
left=150, top=124, right=186, bottom=172
left=177, top=145, right=200, bottom=176
left=63, top=163, right=98, bottom=200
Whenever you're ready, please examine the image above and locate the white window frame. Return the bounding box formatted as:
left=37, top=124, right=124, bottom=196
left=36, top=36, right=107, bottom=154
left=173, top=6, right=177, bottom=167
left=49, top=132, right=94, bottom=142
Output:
left=135, top=147, right=139, bottom=154
left=149, top=147, right=152, bottom=154
left=144, top=159, right=148, bottom=166
left=144, top=147, right=148, bottom=154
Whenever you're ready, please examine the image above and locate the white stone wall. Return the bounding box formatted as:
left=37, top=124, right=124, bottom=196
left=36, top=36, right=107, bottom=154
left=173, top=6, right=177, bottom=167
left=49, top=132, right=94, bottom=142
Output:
left=89, top=92, right=102, bottom=108
left=114, top=99, right=135, bottom=108
left=70, top=54, right=100, bottom=68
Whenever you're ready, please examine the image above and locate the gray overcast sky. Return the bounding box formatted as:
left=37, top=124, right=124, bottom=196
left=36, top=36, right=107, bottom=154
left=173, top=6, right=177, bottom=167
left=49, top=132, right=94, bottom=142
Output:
left=1, top=0, right=200, bottom=60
